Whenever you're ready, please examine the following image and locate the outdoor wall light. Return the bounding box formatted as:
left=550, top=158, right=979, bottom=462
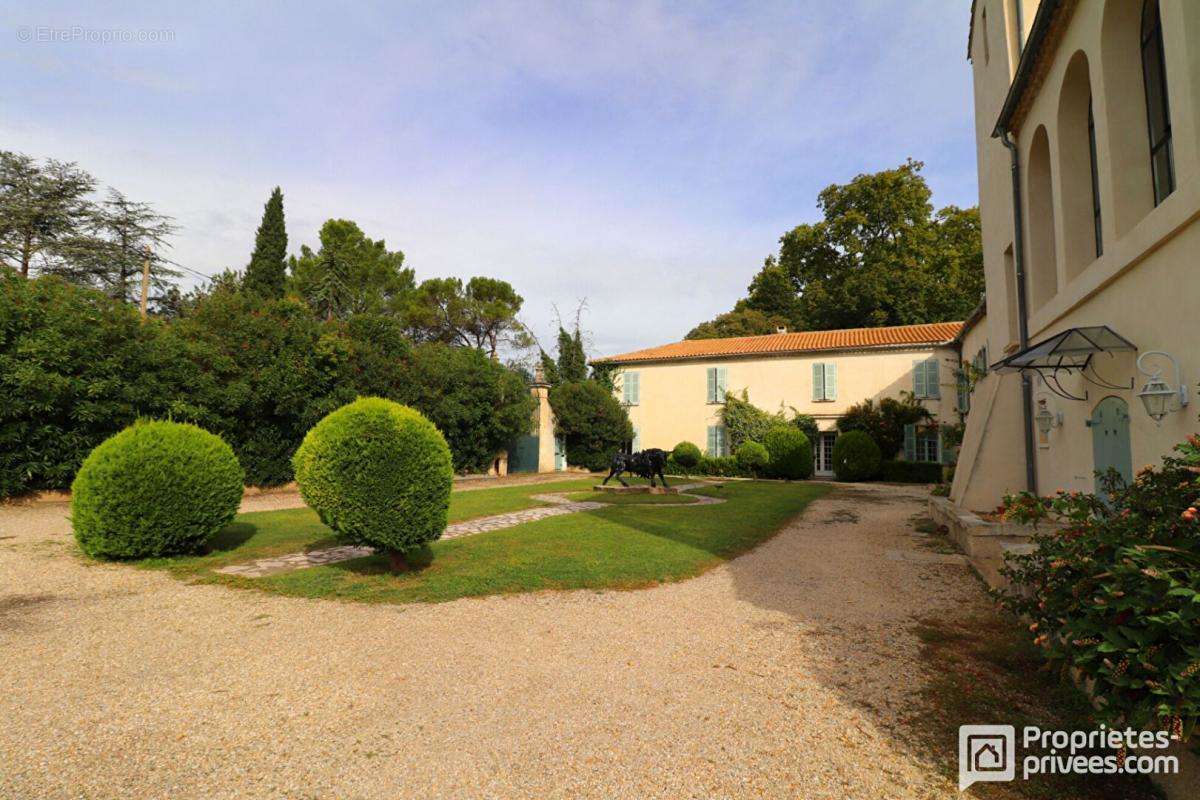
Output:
left=1136, top=351, right=1189, bottom=424
left=1034, top=401, right=1062, bottom=436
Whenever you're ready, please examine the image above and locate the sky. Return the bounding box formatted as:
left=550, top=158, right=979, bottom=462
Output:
left=1, top=1, right=979, bottom=358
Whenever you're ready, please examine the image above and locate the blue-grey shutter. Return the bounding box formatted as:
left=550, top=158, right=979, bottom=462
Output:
left=936, top=429, right=945, bottom=463
left=632, top=426, right=641, bottom=452
left=927, top=359, right=940, bottom=399
left=825, top=363, right=837, bottom=401
left=716, top=367, right=727, bottom=402
left=718, top=426, right=728, bottom=456
left=707, top=368, right=717, bottom=403
left=623, top=371, right=639, bottom=405
left=912, top=360, right=924, bottom=397
left=706, top=425, right=717, bottom=456
left=812, top=363, right=825, bottom=401
left=904, top=423, right=917, bottom=461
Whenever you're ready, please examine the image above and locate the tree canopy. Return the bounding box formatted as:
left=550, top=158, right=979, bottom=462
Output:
left=686, top=160, right=983, bottom=338
left=288, top=219, right=413, bottom=321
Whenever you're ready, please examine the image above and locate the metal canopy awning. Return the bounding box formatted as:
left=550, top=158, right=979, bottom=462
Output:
left=992, top=325, right=1136, bottom=401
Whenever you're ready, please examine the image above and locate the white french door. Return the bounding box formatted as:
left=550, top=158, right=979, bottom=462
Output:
left=814, top=432, right=837, bottom=477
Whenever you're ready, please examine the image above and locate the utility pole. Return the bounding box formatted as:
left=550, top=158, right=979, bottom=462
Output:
left=139, top=244, right=151, bottom=319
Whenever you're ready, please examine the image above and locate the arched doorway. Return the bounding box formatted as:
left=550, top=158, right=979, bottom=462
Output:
left=1089, top=396, right=1133, bottom=492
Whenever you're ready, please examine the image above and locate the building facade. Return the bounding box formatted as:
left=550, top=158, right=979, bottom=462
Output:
left=954, top=0, right=1200, bottom=510
left=595, top=322, right=963, bottom=476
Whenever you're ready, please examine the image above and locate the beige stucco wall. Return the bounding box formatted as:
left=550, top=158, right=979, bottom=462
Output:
left=957, top=0, right=1200, bottom=509
left=613, top=346, right=959, bottom=456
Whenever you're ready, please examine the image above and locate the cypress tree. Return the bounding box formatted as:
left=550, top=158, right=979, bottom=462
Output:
left=244, top=187, right=287, bottom=298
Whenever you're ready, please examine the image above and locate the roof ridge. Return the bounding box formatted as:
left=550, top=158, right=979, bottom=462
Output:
left=595, top=321, right=964, bottom=365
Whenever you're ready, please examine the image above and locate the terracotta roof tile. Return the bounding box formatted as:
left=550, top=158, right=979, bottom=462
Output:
left=595, top=321, right=964, bottom=365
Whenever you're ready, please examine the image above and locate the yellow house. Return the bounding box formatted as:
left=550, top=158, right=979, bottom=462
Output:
left=594, top=322, right=963, bottom=475
left=954, top=0, right=1200, bottom=510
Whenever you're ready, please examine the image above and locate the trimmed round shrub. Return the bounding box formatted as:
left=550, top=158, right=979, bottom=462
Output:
left=735, top=441, right=769, bottom=475
left=71, top=420, right=244, bottom=559
left=672, top=441, right=702, bottom=470
left=293, top=397, right=452, bottom=562
left=762, top=426, right=813, bottom=480
left=831, top=430, right=882, bottom=482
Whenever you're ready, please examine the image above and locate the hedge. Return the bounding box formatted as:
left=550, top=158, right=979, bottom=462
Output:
left=762, top=426, right=813, bottom=480
left=831, top=430, right=882, bottom=481
left=879, top=460, right=943, bottom=484
left=735, top=441, right=769, bottom=475
left=0, top=275, right=533, bottom=498
left=71, top=420, right=244, bottom=559
left=293, top=398, right=452, bottom=563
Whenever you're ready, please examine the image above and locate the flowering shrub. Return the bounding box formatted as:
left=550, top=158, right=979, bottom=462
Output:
left=998, top=434, right=1200, bottom=741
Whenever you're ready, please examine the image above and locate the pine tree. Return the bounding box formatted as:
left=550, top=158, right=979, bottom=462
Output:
left=243, top=187, right=287, bottom=298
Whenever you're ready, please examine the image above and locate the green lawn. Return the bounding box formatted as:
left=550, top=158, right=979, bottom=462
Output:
left=146, top=480, right=828, bottom=604
left=139, top=477, right=598, bottom=575
left=565, top=490, right=700, bottom=505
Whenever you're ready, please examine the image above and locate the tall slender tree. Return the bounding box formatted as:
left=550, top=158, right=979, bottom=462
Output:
left=243, top=187, right=287, bottom=298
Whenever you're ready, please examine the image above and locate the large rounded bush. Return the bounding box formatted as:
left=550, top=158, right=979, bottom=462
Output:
left=293, top=397, right=452, bottom=560
left=735, top=441, right=770, bottom=476
left=762, top=426, right=813, bottom=480
left=831, top=430, right=882, bottom=482
left=71, top=420, right=244, bottom=559
left=672, top=441, right=702, bottom=470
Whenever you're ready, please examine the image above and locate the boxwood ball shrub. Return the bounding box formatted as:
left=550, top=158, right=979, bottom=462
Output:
left=672, top=441, right=702, bottom=470
left=735, top=441, right=770, bottom=476
left=762, top=426, right=813, bottom=480
left=71, top=420, right=244, bottom=559
left=293, top=397, right=452, bottom=568
left=831, top=430, right=882, bottom=482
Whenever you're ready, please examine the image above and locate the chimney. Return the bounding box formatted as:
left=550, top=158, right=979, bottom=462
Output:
left=775, top=326, right=787, bottom=335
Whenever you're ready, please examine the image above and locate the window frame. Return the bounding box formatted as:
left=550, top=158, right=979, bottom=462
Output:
left=1141, top=0, right=1175, bottom=206
left=1087, top=97, right=1103, bottom=258
left=622, top=370, right=640, bottom=406
left=811, top=362, right=837, bottom=402
left=706, top=366, right=728, bottom=405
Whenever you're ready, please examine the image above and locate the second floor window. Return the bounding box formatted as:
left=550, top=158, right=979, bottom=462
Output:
left=706, top=366, right=727, bottom=404
left=622, top=371, right=640, bottom=405
left=811, top=362, right=837, bottom=401
left=1141, top=0, right=1175, bottom=205
left=913, top=358, right=941, bottom=399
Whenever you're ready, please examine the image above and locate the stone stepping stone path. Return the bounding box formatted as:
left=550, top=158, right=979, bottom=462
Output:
left=216, top=483, right=725, bottom=578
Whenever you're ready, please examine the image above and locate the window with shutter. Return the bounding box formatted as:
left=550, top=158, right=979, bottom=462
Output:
left=707, top=367, right=724, bottom=404
left=716, top=367, right=727, bottom=403
left=707, top=425, right=717, bottom=456
left=824, top=363, right=837, bottom=401
left=913, top=358, right=941, bottom=399
left=623, top=371, right=639, bottom=405
left=903, top=423, right=917, bottom=461
left=812, top=363, right=824, bottom=401
left=631, top=426, right=641, bottom=452
left=717, top=426, right=728, bottom=456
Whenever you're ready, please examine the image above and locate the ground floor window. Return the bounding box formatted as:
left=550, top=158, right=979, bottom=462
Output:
left=904, top=424, right=942, bottom=463
left=706, top=425, right=729, bottom=457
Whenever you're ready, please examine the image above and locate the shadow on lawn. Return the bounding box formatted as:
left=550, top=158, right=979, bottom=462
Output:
left=204, top=522, right=258, bottom=553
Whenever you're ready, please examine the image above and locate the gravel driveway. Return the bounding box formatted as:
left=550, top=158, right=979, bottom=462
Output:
left=0, top=483, right=989, bottom=799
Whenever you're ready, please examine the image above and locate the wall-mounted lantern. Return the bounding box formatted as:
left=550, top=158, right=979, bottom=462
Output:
left=1034, top=400, right=1063, bottom=436
left=1136, top=351, right=1189, bottom=424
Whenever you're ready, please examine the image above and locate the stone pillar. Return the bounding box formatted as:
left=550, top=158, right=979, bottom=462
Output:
left=532, top=366, right=558, bottom=472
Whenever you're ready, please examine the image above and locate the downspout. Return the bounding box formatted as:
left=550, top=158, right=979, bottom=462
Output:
left=999, top=129, right=1038, bottom=494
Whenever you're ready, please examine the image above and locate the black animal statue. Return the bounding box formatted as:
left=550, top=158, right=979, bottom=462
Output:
left=602, top=448, right=670, bottom=488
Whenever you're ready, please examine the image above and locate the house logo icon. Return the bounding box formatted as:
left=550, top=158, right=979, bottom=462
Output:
left=959, top=725, right=1015, bottom=791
